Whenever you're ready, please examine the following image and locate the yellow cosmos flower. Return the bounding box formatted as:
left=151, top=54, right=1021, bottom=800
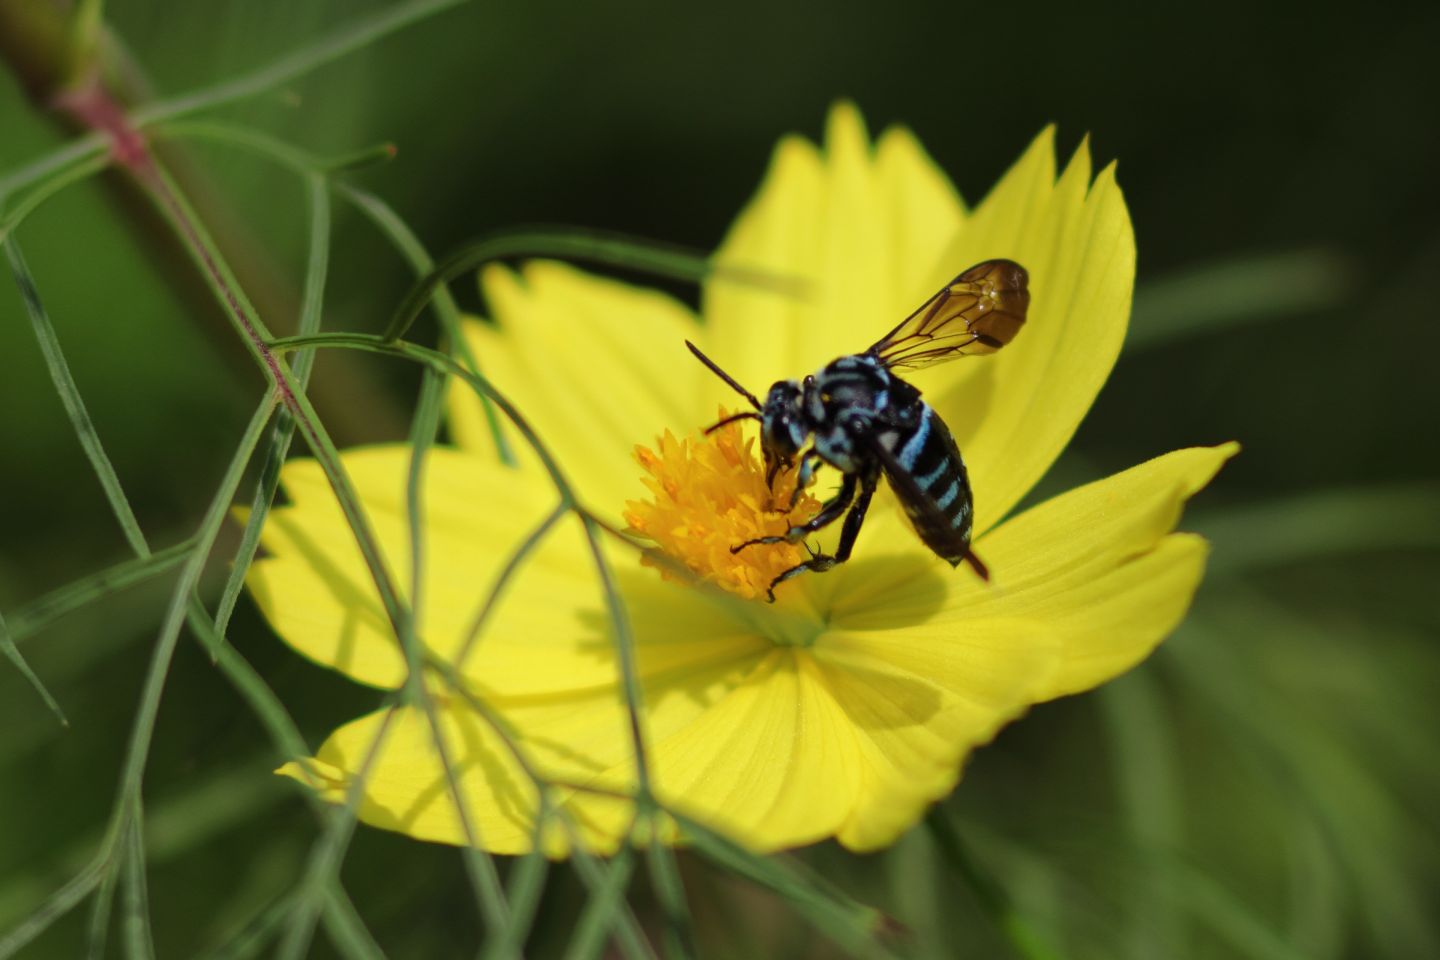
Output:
left=248, top=103, right=1234, bottom=854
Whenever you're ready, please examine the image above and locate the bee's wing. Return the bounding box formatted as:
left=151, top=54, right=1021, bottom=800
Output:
left=867, top=259, right=1029, bottom=370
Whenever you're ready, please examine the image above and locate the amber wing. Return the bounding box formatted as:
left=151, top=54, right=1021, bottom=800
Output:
left=867, top=259, right=1029, bottom=370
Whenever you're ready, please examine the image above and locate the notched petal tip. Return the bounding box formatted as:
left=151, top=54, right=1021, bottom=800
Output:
left=967, top=443, right=1239, bottom=701
left=824, top=99, right=872, bottom=156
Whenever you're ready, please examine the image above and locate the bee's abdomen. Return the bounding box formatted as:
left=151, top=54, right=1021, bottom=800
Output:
left=886, top=404, right=974, bottom=565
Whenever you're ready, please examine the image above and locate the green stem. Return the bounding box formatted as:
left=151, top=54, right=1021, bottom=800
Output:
left=211, top=171, right=330, bottom=652
left=130, top=0, right=468, bottom=126
left=274, top=706, right=399, bottom=960
left=381, top=228, right=716, bottom=342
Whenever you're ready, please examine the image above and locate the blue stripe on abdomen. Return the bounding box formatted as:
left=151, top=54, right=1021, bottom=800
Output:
left=935, top=478, right=960, bottom=510
left=896, top=407, right=931, bottom=470
left=916, top=458, right=949, bottom=491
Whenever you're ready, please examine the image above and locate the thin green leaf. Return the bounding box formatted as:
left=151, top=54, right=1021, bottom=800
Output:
left=120, top=805, right=157, bottom=960
left=335, top=182, right=512, bottom=464
left=131, top=0, right=469, bottom=126
left=402, top=339, right=515, bottom=940
left=580, top=513, right=686, bottom=958
left=643, top=838, right=694, bottom=960
left=275, top=705, right=399, bottom=960
left=382, top=228, right=717, bottom=343
left=196, top=895, right=294, bottom=960
left=153, top=120, right=395, bottom=175
left=156, top=157, right=672, bottom=954
left=0, top=608, right=68, bottom=725
left=140, top=151, right=497, bottom=957
left=85, top=840, right=122, bottom=960
left=211, top=171, right=330, bottom=654
left=484, top=820, right=550, bottom=960
left=70, top=396, right=275, bottom=958
left=4, top=236, right=150, bottom=556
left=0, top=135, right=107, bottom=209
left=564, top=848, right=638, bottom=960
left=676, top=811, right=900, bottom=959
left=203, top=888, right=385, bottom=960
left=567, top=847, right=657, bottom=960
left=1128, top=248, right=1352, bottom=352
left=455, top=500, right=567, bottom=671
left=141, top=160, right=410, bottom=648
left=184, top=607, right=388, bottom=960
left=317, top=895, right=388, bottom=960
left=110, top=395, right=275, bottom=809
left=0, top=151, right=110, bottom=242
left=5, top=539, right=193, bottom=645
left=0, top=852, right=109, bottom=959
left=264, top=332, right=686, bottom=950
left=188, top=601, right=312, bottom=762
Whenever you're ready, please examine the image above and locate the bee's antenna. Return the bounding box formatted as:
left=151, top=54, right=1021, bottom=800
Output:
left=685, top=340, right=762, bottom=410
left=703, top=410, right=761, bottom=434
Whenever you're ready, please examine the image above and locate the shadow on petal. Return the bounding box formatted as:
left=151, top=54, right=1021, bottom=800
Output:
left=817, top=552, right=949, bottom=629
left=818, top=653, right=945, bottom=732
left=923, top=359, right=997, bottom=454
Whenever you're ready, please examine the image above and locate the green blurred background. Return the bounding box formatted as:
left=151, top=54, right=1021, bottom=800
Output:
left=2, top=1, right=1438, bottom=957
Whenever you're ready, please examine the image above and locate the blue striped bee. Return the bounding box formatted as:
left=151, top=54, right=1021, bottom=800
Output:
left=686, top=259, right=1030, bottom=601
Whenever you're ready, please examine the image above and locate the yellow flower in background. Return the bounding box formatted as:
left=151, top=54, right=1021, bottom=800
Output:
left=248, top=103, right=1234, bottom=854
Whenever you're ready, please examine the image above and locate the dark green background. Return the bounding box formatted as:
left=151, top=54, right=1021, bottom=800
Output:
left=2, top=2, right=1437, bottom=957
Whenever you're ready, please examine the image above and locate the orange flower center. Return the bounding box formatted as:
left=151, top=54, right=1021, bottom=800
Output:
left=623, top=415, right=821, bottom=601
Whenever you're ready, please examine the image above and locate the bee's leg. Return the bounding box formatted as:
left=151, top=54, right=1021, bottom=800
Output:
left=762, top=474, right=878, bottom=602
left=735, top=472, right=856, bottom=553
left=827, top=472, right=878, bottom=564
left=780, top=449, right=823, bottom=512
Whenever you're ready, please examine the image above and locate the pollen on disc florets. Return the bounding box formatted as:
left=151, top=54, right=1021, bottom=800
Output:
left=623, top=414, right=821, bottom=601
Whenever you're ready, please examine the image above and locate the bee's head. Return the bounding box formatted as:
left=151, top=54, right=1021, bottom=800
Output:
left=760, top=379, right=807, bottom=484
left=685, top=341, right=811, bottom=489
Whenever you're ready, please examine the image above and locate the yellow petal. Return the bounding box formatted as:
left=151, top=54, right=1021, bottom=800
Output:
left=248, top=445, right=762, bottom=697
left=840, top=445, right=1235, bottom=701
left=449, top=261, right=706, bottom=511
left=634, top=649, right=856, bottom=850
left=549, top=618, right=1052, bottom=853
left=276, top=704, right=634, bottom=857
left=702, top=102, right=965, bottom=393
left=918, top=131, right=1137, bottom=534
left=810, top=618, right=1059, bottom=850
left=280, top=610, right=1055, bottom=855
left=280, top=640, right=778, bottom=853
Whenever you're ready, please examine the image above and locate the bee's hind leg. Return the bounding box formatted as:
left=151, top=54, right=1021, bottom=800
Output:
left=761, top=475, right=877, bottom=602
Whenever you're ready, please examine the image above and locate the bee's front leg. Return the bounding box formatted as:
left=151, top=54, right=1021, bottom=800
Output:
left=735, top=472, right=857, bottom=553
left=761, top=474, right=878, bottom=602
left=774, top=449, right=823, bottom=513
